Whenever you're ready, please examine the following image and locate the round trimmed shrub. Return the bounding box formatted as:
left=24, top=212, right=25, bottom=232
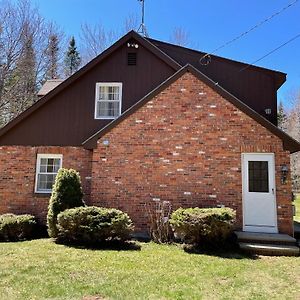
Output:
left=0, top=213, right=37, bottom=242
left=57, top=206, right=134, bottom=244
left=47, top=168, right=85, bottom=238
left=170, top=207, right=236, bottom=247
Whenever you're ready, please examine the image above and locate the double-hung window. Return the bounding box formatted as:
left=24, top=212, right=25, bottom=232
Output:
left=95, top=82, right=122, bottom=119
left=35, top=154, right=62, bottom=193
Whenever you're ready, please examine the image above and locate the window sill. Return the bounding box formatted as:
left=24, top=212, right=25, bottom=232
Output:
left=34, top=192, right=52, bottom=197
left=95, top=117, right=118, bottom=120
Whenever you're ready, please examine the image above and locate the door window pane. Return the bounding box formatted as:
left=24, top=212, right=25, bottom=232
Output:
left=248, top=161, right=269, bottom=193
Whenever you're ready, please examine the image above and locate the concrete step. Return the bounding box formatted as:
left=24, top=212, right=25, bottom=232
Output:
left=239, top=242, right=300, bottom=256
left=235, top=231, right=296, bottom=245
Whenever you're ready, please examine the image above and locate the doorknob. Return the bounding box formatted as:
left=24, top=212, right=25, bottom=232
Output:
left=272, top=188, right=274, bottom=194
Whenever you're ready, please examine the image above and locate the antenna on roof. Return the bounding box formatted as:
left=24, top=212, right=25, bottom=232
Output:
left=137, top=0, right=149, bottom=37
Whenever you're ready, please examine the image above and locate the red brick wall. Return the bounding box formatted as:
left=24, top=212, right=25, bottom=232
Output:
left=90, top=72, right=293, bottom=235
left=0, top=146, right=92, bottom=223
left=0, top=72, right=294, bottom=235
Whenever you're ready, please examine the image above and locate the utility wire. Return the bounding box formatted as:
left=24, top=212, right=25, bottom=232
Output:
left=200, top=0, right=299, bottom=65
left=214, top=32, right=300, bottom=85
left=238, top=33, right=300, bottom=73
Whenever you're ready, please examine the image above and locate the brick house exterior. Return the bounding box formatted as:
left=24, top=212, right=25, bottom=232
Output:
left=0, top=146, right=92, bottom=221
left=89, top=71, right=293, bottom=234
left=0, top=31, right=298, bottom=236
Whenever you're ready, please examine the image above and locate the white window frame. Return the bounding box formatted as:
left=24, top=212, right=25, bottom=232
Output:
left=94, top=82, right=122, bottom=120
left=35, top=154, right=63, bottom=193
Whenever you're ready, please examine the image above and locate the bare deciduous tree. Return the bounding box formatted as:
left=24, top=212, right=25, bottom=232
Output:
left=124, top=13, right=139, bottom=33
left=79, top=14, right=141, bottom=65
left=46, top=34, right=59, bottom=80
left=0, top=0, right=63, bottom=127
left=80, top=22, right=117, bottom=64
left=280, top=91, right=300, bottom=191
left=170, top=27, right=190, bottom=47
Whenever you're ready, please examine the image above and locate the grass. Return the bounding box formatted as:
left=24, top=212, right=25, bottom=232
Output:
left=0, top=240, right=299, bottom=300
left=294, top=194, right=300, bottom=222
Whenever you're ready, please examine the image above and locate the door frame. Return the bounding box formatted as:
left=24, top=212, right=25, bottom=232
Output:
left=241, top=153, right=278, bottom=233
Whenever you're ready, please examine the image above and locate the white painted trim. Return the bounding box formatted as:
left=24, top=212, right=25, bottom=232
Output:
left=241, top=153, right=278, bottom=233
left=94, top=82, right=123, bottom=120
left=35, top=154, right=63, bottom=193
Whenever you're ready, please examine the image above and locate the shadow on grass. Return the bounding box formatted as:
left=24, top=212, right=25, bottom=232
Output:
left=182, top=243, right=259, bottom=260
left=55, top=239, right=141, bottom=251
left=181, top=236, right=259, bottom=260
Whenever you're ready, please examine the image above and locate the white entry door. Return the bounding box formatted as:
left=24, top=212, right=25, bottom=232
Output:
left=242, top=153, right=278, bottom=233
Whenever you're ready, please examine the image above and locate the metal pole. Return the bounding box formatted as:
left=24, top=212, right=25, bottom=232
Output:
left=137, top=0, right=149, bottom=37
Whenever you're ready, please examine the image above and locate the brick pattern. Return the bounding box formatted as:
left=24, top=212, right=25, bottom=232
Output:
left=90, top=72, right=293, bottom=235
left=0, top=146, right=92, bottom=223
left=0, top=72, right=294, bottom=235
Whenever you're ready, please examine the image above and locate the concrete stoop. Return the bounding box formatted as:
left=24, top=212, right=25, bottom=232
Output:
left=235, top=231, right=300, bottom=256
left=239, top=242, right=300, bottom=256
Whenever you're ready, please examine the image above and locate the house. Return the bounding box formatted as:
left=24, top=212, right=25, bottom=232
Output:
left=0, top=30, right=299, bottom=236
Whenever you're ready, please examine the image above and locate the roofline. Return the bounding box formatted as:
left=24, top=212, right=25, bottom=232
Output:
left=147, top=37, right=287, bottom=89
left=0, top=31, right=181, bottom=139
left=82, top=64, right=300, bottom=153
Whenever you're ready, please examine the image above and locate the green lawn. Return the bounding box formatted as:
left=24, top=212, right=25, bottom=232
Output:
left=295, top=195, right=300, bottom=222
left=0, top=240, right=299, bottom=300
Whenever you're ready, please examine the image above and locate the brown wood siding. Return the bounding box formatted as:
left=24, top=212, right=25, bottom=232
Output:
left=151, top=41, right=279, bottom=125
left=0, top=39, right=174, bottom=146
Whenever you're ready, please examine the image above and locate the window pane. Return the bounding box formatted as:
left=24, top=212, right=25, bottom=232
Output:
left=99, top=86, right=120, bottom=101
left=38, top=174, right=48, bottom=190
left=46, top=174, right=56, bottom=190
left=40, top=158, right=47, bottom=165
left=39, top=158, right=47, bottom=172
left=38, top=174, right=56, bottom=191
left=97, top=101, right=120, bottom=118
left=53, top=159, right=61, bottom=172
left=248, top=161, right=269, bottom=193
left=47, top=164, right=54, bottom=172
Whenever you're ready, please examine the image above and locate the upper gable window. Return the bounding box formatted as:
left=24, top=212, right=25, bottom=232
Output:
left=95, top=83, right=122, bottom=119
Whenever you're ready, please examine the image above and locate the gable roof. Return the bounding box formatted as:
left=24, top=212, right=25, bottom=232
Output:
left=147, top=38, right=286, bottom=89
left=0, top=31, right=181, bottom=140
left=82, top=64, right=300, bottom=153
left=0, top=31, right=295, bottom=151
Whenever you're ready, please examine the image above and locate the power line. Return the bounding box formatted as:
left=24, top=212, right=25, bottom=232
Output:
left=238, top=33, right=300, bottom=73
left=200, top=0, right=299, bottom=65
left=214, top=33, right=300, bottom=85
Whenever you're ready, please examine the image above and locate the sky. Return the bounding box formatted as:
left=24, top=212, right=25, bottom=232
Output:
left=31, top=0, right=300, bottom=105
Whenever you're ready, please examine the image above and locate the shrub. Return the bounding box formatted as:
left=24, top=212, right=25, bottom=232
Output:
left=57, top=206, right=134, bottom=245
left=47, top=168, right=85, bottom=238
left=145, top=199, right=172, bottom=243
left=170, top=207, right=236, bottom=247
left=0, top=213, right=37, bottom=242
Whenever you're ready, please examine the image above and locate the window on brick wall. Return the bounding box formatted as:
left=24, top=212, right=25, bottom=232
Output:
left=94, top=83, right=122, bottom=119
left=35, top=154, right=63, bottom=193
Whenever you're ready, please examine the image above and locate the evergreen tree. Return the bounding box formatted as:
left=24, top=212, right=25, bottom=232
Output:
left=277, top=101, right=287, bottom=131
left=64, top=36, right=81, bottom=77
left=46, top=34, right=59, bottom=79
left=47, top=168, right=85, bottom=238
